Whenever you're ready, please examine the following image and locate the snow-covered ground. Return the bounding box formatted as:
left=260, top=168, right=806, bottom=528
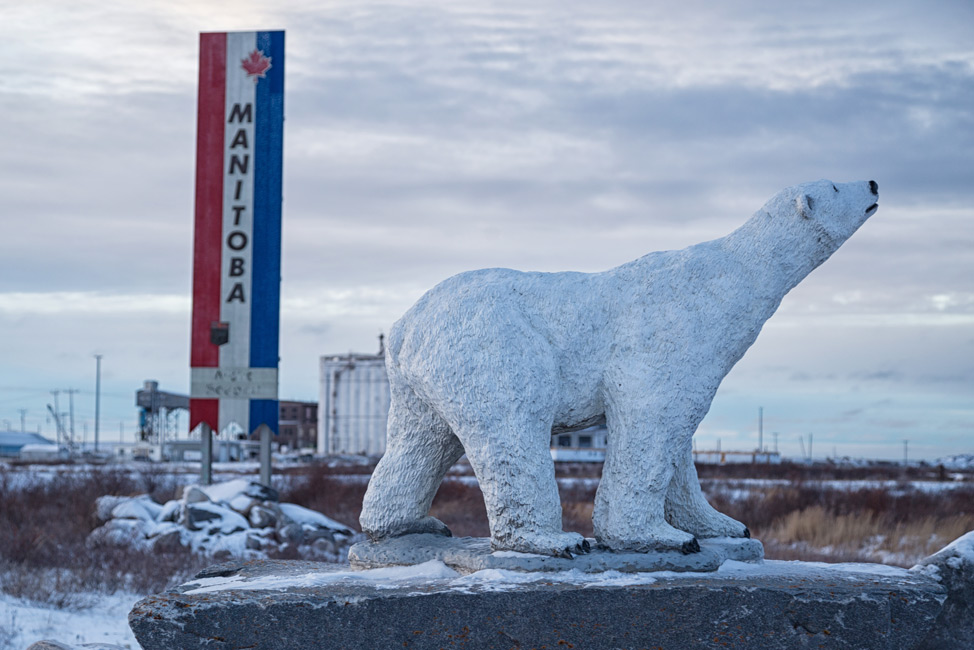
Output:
left=181, top=556, right=915, bottom=598
left=0, top=591, right=140, bottom=650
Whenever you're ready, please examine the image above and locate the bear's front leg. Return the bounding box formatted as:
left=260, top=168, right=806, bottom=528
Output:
left=593, top=398, right=700, bottom=554
left=665, top=444, right=750, bottom=539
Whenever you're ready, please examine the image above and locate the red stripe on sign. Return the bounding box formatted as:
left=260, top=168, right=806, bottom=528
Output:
left=190, top=398, right=219, bottom=433
left=191, top=32, right=227, bottom=369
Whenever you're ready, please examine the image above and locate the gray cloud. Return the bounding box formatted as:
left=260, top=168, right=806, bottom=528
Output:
left=0, top=0, right=971, bottom=458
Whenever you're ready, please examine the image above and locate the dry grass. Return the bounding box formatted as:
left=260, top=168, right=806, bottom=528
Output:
left=0, top=467, right=206, bottom=606
left=276, top=470, right=365, bottom=532
left=762, top=506, right=974, bottom=564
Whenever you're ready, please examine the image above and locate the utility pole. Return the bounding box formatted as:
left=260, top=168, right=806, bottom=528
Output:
left=18, top=409, right=27, bottom=433
left=773, top=432, right=779, bottom=454
left=903, top=439, right=909, bottom=466
left=94, top=354, right=102, bottom=452
left=50, top=390, right=61, bottom=446
left=758, top=406, right=763, bottom=453
left=808, top=433, right=813, bottom=461
left=65, top=388, right=79, bottom=446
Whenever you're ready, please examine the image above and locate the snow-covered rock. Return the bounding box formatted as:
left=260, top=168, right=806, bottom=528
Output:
left=87, top=518, right=153, bottom=551
left=87, top=479, right=360, bottom=562
left=94, top=495, right=130, bottom=522
left=913, top=529, right=974, bottom=649
left=278, top=502, right=353, bottom=535
left=111, top=495, right=162, bottom=522
left=249, top=505, right=277, bottom=528
left=937, top=454, right=974, bottom=471
left=184, top=502, right=249, bottom=535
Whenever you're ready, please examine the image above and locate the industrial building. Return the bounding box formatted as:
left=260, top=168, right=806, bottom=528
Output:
left=277, top=400, right=318, bottom=452
left=318, top=351, right=390, bottom=456
left=693, top=450, right=782, bottom=465
left=0, top=431, right=58, bottom=458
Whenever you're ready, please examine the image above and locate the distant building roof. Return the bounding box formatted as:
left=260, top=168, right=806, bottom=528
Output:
left=0, top=431, right=57, bottom=456
left=0, top=431, right=56, bottom=446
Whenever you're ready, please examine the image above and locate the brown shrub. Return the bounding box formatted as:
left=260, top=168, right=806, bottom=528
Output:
left=430, top=479, right=490, bottom=537
left=0, top=466, right=206, bottom=602
left=276, top=471, right=365, bottom=532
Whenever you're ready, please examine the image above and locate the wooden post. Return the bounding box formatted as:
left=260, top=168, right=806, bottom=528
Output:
left=201, top=422, right=213, bottom=486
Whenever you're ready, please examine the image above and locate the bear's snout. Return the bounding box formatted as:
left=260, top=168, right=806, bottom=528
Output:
left=869, top=180, right=878, bottom=195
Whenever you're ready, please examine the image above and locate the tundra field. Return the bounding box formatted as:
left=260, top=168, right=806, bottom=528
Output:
left=0, top=459, right=972, bottom=647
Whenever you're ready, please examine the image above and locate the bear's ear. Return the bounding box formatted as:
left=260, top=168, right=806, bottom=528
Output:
left=796, top=194, right=813, bottom=219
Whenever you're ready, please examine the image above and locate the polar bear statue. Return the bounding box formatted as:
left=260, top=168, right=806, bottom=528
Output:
left=360, top=179, right=880, bottom=557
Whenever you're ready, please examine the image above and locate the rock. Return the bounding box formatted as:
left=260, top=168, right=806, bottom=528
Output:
left=185, top=502, right=248, bottom=535
left=196, top=479, right=278, bottom=504
left=183, top=485, right=211, bottom=504
left=914, top=529, right=974, bottom=649
left=249, top=505, right=277, bottom=529
left=151, top=528, right=183, bottom=553
left=227, top=494, right=255, bottom=516
left=246, top=533, right=264, bottom=551
left=244, top=482, right=279, bottom=502
left=311, top=537, right=338, bottom=555
left=129, top=558, right=945, bottom=650
left=303, top=527, right=334, bottom=543
left=86, top=518, right=150, bottom=549
left=94, top=495, right=129, bottom=522
left=111, top=495, right=162, bottom=522
left=277, top=523, right=305, bottom=545
left=157, top=499, right=181, bottom=522
left=277, top=503, right=352, bottom=535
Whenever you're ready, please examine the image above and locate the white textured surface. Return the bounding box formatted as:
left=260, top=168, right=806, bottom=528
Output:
left=179, top=557, right=915, bottom=596
left=361, top=180, right=879, bottom=556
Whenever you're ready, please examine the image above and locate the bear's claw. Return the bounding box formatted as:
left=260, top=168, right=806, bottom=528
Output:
left=743, top=527, right=750, bottom=539
left=681, top=538, right=701, bottom=554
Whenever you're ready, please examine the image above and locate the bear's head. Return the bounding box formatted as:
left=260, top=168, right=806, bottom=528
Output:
left=762, top=179, right=879, bottom=258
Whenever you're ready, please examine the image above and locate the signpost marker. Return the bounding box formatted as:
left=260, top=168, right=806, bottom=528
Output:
left=190, top=30, right=284, bottom=487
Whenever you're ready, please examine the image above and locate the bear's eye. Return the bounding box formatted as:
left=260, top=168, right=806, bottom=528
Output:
left=832, top=184, right=838, bottom=192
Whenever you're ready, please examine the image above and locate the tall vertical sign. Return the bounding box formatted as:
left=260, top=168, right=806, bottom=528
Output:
left=190, top=31, right=284, bottom=443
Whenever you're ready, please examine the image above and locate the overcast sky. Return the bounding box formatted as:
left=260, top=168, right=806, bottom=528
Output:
left=1, top=0, right=971, bottom=460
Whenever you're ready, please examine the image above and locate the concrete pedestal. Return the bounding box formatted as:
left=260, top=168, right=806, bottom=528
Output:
left=130, top=557, right=947, bottom=650
left=350, top=533, right=764, bottom=573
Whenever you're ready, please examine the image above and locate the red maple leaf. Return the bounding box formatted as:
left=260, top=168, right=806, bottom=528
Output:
left=242, top=49, right=272, bottom=82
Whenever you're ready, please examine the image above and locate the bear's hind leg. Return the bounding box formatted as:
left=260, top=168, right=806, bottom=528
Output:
left=665, top=445, right=749, bottom=539
left=462, top=426, right=587, bottom=558
left=359, top=390, right=464, bottom=541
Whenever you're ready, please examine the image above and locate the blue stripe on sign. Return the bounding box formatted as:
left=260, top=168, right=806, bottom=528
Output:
left=250, top=399, right=278, bottom=435
left=250, top=30, right=284, bottom=433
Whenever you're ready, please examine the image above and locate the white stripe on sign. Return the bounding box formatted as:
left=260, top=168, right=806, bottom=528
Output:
left=219, top=31, right=258, bottom=434
left=191, top=367, right=279, bottom=400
